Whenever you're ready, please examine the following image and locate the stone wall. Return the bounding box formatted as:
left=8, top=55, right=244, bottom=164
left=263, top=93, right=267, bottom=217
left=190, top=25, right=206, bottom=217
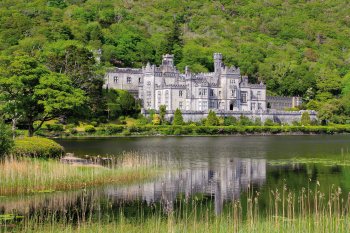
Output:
left=141, top=109, right=317, bottom=124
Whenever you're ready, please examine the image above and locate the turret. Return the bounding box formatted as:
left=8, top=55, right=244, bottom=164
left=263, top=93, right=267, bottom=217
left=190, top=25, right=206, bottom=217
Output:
left=214, top=53, right=223, bottom=73
left=162, top=54, right=174, bottom=67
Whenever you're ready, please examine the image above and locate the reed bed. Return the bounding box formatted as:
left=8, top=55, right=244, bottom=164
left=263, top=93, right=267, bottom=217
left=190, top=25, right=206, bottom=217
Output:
left=0, top=153, right=160, bottom=196
left=4, top=181, right=350, bottom=233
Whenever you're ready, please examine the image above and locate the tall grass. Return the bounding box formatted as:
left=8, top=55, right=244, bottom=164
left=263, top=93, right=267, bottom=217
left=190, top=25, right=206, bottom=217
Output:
left=4, top=182, right=350, bottom=232
left=0, top=152, right=159, bottom=196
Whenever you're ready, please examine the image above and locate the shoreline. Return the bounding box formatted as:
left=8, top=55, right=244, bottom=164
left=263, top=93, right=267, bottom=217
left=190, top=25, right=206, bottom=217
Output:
left=52, top=132, right=349, bottom=139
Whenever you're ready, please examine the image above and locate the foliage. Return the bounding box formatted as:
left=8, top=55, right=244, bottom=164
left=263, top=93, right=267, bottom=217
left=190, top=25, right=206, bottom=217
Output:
left=0, top=0, right=350, bottom=122
left=84, top=125, right=96, bottom=133
left=0, top=121, right=14, bottom=157
left=159, top=105, right=167, bottom=124
left=105, top=89, right=139, bottom=119
left=0, top=154, right=158, bottom=195
left=264, top=119, right=276, bottom=126
left=12, top=137, right=64, bottom=158
left=103, top=124, right=124, bottom=135
left=239, top=115, right=254, bottom=126
left=0, top=55, right=86, bottom=136
left=173, top=109, right=184, bottom=125
left=152, top=114, right=161, bottom=125
left=301, top=111, right=311, bottom=125
left=223, top=116, right=238, bottom=126
left=205, top=111, right=219, bottom=126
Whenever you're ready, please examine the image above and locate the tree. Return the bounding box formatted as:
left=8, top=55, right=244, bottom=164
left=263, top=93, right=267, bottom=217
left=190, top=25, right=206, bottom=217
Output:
left=105, top=89, right=139, bottom=119
left=159, top=105, right=167, bottom=124
left=44, top=43, right=104, bottom=118
left=0, top=121, right=13, bottom=157
left=301, top=112, right=311, bottom=125
left=205, top=110, right=219, bottom=126
left=173, top=108, right=184, bottom=125
left=163, top=17, right=183, bottom=64
left=0, top=55, right=86, bottom=137
left=152, top=114, right=161, bottom=125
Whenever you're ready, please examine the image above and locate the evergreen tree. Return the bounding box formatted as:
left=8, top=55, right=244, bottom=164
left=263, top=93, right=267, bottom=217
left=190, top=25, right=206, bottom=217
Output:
left=159, top=105, right=167, bottom=124
left=164, top=17, right=183, bottom=64
left=173, top=108, right=184, bottom=125
left=205, top=110, right=219, bottom=126
left=301, top=111, right=311, bottom=126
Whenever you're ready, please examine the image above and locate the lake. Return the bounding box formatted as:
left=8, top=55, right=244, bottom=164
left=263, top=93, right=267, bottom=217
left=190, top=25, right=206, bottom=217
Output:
left=1, top=135, right=350, bottom=220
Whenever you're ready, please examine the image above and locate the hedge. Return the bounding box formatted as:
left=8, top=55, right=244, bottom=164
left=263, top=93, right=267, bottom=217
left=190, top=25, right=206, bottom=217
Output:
left=12, top=137, right=64, bottom=158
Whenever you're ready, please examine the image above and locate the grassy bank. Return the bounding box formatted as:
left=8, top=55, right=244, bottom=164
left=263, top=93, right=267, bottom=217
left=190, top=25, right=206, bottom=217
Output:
left=6, top=183, right=350, bottom=233
left=0, top=155, right=159, bottom=196
left=15, top=216, right=350, bottom=233
left=34, top=124, right=350, bottom=137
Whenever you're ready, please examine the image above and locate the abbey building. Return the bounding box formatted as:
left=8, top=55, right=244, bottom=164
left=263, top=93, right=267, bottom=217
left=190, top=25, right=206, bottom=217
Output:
left=105, top=53, right=266, bottom=112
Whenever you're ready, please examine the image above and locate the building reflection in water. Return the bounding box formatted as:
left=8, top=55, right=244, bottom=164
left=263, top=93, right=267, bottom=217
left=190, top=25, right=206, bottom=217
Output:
left=0, top=158, right=266, bottom=216
left=105, top=158, right=266, bottom=214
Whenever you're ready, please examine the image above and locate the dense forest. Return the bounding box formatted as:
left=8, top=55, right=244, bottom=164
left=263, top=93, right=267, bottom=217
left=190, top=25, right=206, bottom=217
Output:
left=0, top=0, right=350, bottom=124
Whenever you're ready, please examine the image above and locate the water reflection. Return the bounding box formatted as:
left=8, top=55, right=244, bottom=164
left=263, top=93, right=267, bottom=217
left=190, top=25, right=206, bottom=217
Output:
left=106, top=158, right=266, bottom=214
left=0, top=158, right=266, bottom=216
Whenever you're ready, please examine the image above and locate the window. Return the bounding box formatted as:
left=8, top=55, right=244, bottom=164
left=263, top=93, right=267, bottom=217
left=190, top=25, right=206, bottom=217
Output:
left=199, top=88, right=207, bottom=96
left=209, top=101, right=215, bottom=108
left=113, top=76, right=118, bottom=83
left=219, top=91, right=221, bottom=97
left=230, top=79, right=235, bottom=84
left=258, top=103, right=262, bottom=110
left=251, top=103, right=256, bottom=110
left=179, top=101, right=183, bottom=109
left=202, top=101, right=208, bottom=109
left=210, top=89, right=214, bottom=97
left=157, top=91, right=161, bottom=104
left=127, top=77, right=131, bottom=84
left=241, top=92, right=247, bottom=103
left=257, top=91, right=261, bottom=100
left=139, top=77, right=142, bottom=83
left=179, top=90, right=183, bottom=97
left=165, top=90, right=169, bottom=105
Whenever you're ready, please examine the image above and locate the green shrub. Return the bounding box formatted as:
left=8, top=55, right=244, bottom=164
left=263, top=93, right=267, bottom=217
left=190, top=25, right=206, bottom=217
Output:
left=104, top=124, right=124, bottom=135
left=84, top=125, right=96, bottom=133
left=205, top=111, right=219, bottom=126
left=239, top=115, right=254, bottom=126
left=301, top=111, right=311, bottom=125
left=12, top=137, right=64, bottom=158
left=46, top=124, right=64, bottom=132
left=90, top=121, right=99, bottom=127
left=264, top=119, right=276, bottom=126
left=122, top=129, right=131, bottom=136
left=223, top=116, right=238, bottom=126
left=0, top=122, right=14, bottom=157
left=69, top=128, right=78, bottom=134
left=173, top=109, right=184, bottom=125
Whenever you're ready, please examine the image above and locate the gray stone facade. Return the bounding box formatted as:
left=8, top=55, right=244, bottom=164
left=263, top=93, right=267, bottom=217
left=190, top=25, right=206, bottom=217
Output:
left=142, top=109, right=317, bottom=124
left=105, top=53, right=266, bottom=112
left=105, top=53, right=316, bottom=123
left=267, top=96, right=302, bottom=110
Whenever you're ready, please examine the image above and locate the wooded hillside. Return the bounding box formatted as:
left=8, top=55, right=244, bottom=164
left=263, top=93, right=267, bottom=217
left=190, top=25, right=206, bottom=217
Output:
left=1, top=0, right=350, bottom=122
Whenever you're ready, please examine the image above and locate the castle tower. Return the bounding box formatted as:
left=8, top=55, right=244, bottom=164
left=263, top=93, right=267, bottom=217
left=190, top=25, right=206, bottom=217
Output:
left=214, top=53, right=223, bottom=73
left=162, top=54, right=174, bottom=67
